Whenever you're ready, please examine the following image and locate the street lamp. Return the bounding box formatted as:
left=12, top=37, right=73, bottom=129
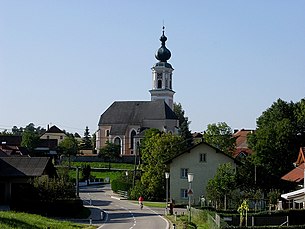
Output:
left=188, top=173, right=194, bottom=223
left=165, top=172, right=170, bottom=214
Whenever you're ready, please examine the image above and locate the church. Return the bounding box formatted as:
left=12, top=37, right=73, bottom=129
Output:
left=96, top=28, right=179, bottom=156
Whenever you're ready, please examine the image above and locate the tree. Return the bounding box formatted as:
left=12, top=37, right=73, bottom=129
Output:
left=21, top=130, right=40, bottom=152
left=248, top=99, right=305, bottom=187
left=206, top=163, right=236, bottom=210
left=173, top=103, right=193, bottom=147
left=58, top=135, right=79, bottom=167
left=203, top=122, right=236, bottom=155
left=80, top=126, right=92, bottom=150
left=138, top=129, right=186, bottom=201
left=98, top=141, right=121, bottom=168
left=11, top=123, right=46, bottom=136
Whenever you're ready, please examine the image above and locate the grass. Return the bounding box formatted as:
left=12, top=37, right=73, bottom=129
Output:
left=62, top=161, right=135, bottom=170
left=0, top=211, right=96, bottom=229
left=166, top=209, right=210, bottom=229
left=131, top=201, right=166, bottom=208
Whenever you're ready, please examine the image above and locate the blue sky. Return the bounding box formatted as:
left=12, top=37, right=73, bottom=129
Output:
left=1, top=1, right=305, bottom=135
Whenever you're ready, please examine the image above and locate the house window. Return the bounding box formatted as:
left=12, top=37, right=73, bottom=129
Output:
left=180, top=168, right=188, bottom=179
left=180, top=189, right=188, bottom=199
left=200, top=153, right=207, bottom=163
left=47, top=136, right=49, bottom=139
left=60, top=136, right=63, bottom=140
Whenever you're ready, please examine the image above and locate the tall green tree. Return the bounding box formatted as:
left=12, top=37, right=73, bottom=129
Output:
left=203, top=122, right=236, bottom=155
left=248, top=99, right=305, bottom=185
left=206, top=163, right=236, bottom=210
left=173, top=103, right=193, bottom=147
left=139, top=129, right=186, bottom=201
left=80, top=126, right=92, bottom=149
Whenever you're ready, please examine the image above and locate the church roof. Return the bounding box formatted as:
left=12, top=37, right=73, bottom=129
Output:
left=98, top=100, right=178, bottom=128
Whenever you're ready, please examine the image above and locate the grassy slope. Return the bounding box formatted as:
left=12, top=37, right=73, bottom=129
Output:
left=0, top=211, right=96, bottom=229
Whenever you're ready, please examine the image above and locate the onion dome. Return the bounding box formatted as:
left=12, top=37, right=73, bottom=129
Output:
left=155, top=26, right=171, bottom=62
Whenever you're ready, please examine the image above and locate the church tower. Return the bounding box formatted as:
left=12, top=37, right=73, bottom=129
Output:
left=150, top=27, right=175, bottom=110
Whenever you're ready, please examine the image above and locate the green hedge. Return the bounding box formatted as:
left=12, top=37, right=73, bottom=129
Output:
left=111, top=179, right=131, bottom=193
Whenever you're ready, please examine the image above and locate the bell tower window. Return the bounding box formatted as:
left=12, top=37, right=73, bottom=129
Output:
left=157, top=80, right=162, bottom=89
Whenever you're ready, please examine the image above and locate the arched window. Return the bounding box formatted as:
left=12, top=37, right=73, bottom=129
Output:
left=114, top=137, right=122, bottom=154
left=130, top=130, right=136, bottom=149
left=114, top=137, right=121, bottom=146
left=157, top=80, right=162, bottom=89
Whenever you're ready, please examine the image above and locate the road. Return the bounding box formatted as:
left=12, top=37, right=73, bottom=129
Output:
left=79, top=184, right=169, bottom=229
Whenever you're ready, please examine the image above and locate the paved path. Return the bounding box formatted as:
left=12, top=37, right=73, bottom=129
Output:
left=79, top=184, right=175, bottom=229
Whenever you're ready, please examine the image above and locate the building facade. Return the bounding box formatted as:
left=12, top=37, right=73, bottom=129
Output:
left=167, top=142, right=237, bottom=205
left=96, top=27, right=179, bottom=156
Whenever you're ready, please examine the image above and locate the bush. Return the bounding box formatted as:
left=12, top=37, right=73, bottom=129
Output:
left=129, top=182, right=148, bottom=200
left=111, top=179, right=131, bottom=193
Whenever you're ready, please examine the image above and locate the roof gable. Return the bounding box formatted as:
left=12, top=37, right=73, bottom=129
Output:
left=0, top=157, right=50, bottom=177
left=166, top=141, right=238, bottom=164
left=44, top=125, right=65, bottom=134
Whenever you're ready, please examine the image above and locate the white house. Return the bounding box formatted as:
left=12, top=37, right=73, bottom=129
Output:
left=166, top=141, right=238, bottom=205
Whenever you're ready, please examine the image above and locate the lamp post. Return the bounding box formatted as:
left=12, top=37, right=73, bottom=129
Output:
left=165, top=172, right=170, bottom=214
left=187, top=173, right=194, bottom=223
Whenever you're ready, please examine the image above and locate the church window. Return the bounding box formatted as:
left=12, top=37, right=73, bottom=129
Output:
left=105, top=129, right=110, bottom=137
left=157, top=80, right=162, bottom=89
left=130, top=130, right=136, bottom=149
left=114, top=137, right=122, bottom=154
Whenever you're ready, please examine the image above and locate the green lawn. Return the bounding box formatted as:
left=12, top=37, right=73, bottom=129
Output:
left=166, top=210, right=210, bottom=229
left=62, top=161, right=135, bottom=170
left=0, top=211, right=96, bottom=229
left=131, top=201, right=166, bottom=208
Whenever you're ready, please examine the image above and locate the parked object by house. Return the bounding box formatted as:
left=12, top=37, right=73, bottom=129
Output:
left=166, top=142, right=238, bottom=205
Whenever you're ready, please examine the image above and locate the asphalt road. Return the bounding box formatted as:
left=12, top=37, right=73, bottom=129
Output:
left=79, top=184, right=169, bottom=229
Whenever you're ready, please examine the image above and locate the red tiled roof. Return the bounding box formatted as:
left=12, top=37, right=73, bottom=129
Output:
left=232, top=129, right=254, bottom=158
left=281, top=163, right=305, bottom=183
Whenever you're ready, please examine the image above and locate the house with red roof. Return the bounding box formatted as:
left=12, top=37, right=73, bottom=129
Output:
left=281, top=147, right=305, bottom=208
left=232, top=129, right=254, bottom=158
